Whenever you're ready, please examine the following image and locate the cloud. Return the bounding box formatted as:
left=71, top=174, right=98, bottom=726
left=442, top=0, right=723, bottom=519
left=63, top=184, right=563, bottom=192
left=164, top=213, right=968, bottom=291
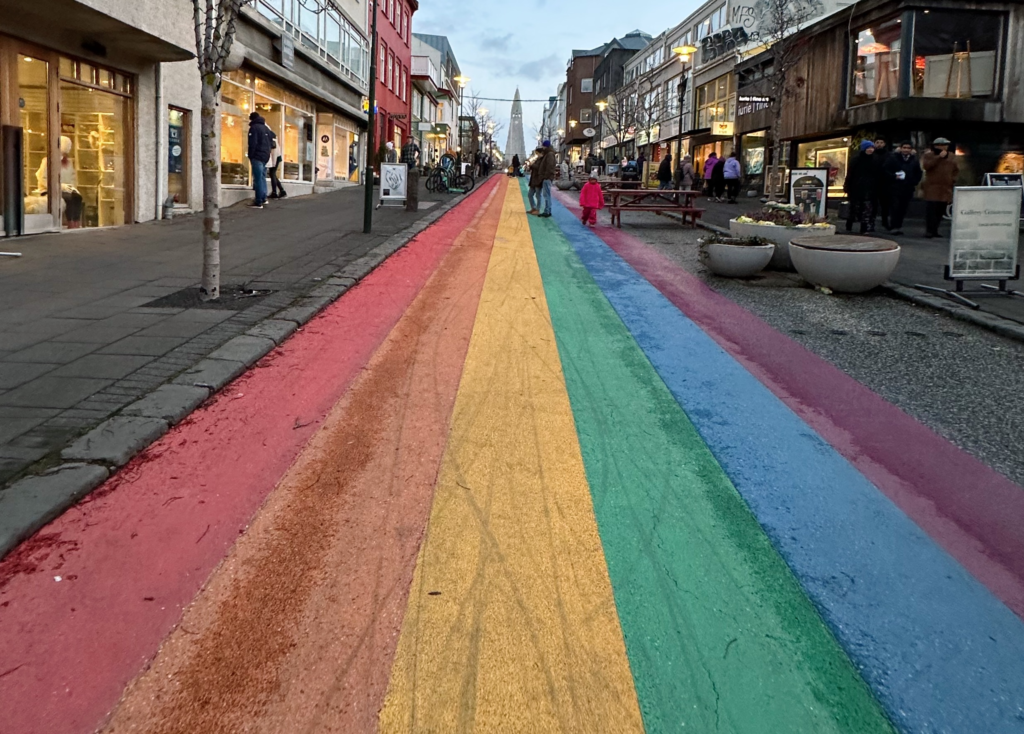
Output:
left=479, top=32, right=514, bottom=54
left=508, top=54, right=562, bottom=82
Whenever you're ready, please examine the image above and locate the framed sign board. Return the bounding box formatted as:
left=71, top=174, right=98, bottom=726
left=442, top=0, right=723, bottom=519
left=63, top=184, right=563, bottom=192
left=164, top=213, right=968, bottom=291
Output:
left=789, top=168, right=828, bottom=218
left=948, top=186, right=1021, bottom=280
left=379, top=163, right=408, bottom=208
left=983, top=172, right=1024, bottom=213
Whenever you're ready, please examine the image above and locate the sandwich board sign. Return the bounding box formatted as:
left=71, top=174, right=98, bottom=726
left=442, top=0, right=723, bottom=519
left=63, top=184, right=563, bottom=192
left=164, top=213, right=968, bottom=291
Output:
left=378, top=163, right=407, bottom=208
left=948, top=186, right=1021, bottom=280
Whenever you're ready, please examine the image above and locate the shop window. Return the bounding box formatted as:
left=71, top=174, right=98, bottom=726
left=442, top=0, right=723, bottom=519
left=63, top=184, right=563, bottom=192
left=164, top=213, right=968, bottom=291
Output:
left=695, top=74, right=734, bottom=130
left=741, top=132, right=767, bottom=176
left=911, top=11, right=1002, bottom=98
left=59, top=82, right=129, bottom=228
left=580, top=108, right=593, bottom=124
left=284, top=108, right=314, bottom=182
left=797, top=137, right=850, bottom=196
left=168, top=108, right=189, bottom=205
left=850, top=18, right=902, bottom=106
left=79, top=62, right=97, bottom=86
left=59, top=57, right=75, bottom=79
left=220, top=79, right=252, bottom=186
left=19, top=55, right=52, bottom=232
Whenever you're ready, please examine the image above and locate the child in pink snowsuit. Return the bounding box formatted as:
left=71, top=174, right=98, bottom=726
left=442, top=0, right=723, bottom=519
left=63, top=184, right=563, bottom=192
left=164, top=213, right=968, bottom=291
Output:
left=579, top=172, right=605, bottom=226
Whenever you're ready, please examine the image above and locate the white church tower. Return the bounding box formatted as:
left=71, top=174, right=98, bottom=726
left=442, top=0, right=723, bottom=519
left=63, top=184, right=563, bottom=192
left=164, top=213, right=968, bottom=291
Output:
left=505, top=88, right=528, bottom=162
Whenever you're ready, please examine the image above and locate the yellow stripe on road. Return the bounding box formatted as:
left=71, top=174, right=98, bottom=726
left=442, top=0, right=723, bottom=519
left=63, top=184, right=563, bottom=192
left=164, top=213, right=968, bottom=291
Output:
left=379, top=184, right=644, bottom=733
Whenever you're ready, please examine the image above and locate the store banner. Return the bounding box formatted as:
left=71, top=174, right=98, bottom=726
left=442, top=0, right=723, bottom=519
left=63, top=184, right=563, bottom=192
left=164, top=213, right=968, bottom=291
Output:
left=379, top=163, right=408, bottom=207
left=789, top=168, right=828, bottom=217
left=948, top=186, right=1021, bottom=279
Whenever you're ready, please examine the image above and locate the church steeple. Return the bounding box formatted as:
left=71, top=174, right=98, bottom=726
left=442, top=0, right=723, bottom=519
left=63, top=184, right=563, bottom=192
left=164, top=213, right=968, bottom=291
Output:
left=505, top=88, right=527, bottom=162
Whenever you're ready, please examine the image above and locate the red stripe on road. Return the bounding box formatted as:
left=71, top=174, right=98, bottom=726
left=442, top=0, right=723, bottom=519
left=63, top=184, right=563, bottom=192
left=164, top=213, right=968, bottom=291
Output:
left=0, top=177, right=502, bottom=734
left=554, top=190, right=1024, bottom=620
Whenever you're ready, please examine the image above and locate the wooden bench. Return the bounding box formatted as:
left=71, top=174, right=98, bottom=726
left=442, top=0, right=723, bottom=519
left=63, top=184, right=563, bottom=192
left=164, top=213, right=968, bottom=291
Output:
left=605, top=189, right=704, bottom=228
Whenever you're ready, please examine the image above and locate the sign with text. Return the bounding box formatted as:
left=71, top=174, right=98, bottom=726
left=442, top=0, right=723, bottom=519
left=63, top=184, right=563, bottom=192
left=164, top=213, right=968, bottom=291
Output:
left=949, top=186, right=1021, bottom=279
left=711, top=121, right=735, bottom=137
left=983, top=172, right=1024, bottom=212
left=789, top=168, right=828, bottom=218
left=737, top=95, right=771, bottom=116
left=379, top=163, right=408, bottom=207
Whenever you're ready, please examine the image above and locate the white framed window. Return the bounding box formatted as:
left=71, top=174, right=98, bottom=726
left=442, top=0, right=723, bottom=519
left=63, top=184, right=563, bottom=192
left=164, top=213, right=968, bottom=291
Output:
left=581, top=77, right=593, bottom=93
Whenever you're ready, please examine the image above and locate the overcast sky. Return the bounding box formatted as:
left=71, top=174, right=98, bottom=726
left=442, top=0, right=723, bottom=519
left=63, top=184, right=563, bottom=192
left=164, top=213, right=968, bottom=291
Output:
left=414, top=0, right=703, bottom=147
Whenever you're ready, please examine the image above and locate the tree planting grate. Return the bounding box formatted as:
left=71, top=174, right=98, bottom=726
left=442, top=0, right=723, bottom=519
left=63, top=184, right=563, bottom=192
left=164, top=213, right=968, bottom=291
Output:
left=142, top=284, right=277, bottom=311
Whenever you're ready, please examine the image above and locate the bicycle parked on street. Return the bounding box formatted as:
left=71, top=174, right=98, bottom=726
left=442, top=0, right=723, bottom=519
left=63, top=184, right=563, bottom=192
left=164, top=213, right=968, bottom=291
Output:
left=425, top=154, right=475, bottom=194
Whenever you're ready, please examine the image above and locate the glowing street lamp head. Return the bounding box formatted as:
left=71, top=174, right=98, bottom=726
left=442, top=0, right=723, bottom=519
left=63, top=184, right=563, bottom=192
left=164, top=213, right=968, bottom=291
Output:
left=673, top=44, right=698, bottom=63
left=478, top=107, right=488, bottom=116
left=454, top=75, right=470, bottom=87
left=596, top=100, right=608, bottom=111
left=569, top=119, right=577, bottom=129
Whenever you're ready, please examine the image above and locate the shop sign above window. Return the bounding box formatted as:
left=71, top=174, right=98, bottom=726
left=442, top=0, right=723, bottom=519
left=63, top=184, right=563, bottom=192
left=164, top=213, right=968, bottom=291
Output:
left=700, top=27, right=749, bottom=65
left=737, top=95, right=771, bottom=116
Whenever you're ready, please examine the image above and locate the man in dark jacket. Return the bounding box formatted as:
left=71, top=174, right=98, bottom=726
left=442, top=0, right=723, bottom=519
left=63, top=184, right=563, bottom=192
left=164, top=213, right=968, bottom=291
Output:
left=247, top=112, right=273, bottom=208
left=873, top=139, right=892, bottom=229
left=528, top=141, right=557, bottom=216
left=883, top=141, right=923, bottom=235
left=844, top=140, right=880, bottom=233
left=657, top=155, right=673, bottom=190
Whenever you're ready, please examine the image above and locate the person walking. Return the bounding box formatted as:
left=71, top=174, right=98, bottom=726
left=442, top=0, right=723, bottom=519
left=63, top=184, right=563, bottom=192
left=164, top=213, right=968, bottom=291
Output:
left=247, top=112, right=273, bottom=208
left=579, top=171, right=605, bottom=226
left=844, top=140, right=880, bottom=233
left=703, top=152, right=718, bottom=196
left=527, top=145, right=546, bottom=214
left=921, top=137, right=959, bottom=238
left=710, top=155, right=726, bottom=201
left=883, top=141, right=922, bottom=235
left=657, top=155, right=674, bottom=190
left=675, top=154, right=695, bottom=191
left=268, top=128, right=286, bottom=200
left=511, top=153, right=521, bottom=178
left=723, top=151, right=741, bottom=203
left=873, top=138, right=892, bottom=229
left=533, top=140, right=557, bottom=217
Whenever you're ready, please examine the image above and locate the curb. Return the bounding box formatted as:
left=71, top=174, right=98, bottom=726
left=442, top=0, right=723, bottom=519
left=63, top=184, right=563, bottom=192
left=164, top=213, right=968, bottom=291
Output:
left=0, top=187, right=472, bottom=561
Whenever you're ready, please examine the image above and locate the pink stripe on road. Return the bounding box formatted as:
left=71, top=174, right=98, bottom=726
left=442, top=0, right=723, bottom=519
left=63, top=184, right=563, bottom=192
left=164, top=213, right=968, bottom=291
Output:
left=554, top=190, right=1024, bottom=620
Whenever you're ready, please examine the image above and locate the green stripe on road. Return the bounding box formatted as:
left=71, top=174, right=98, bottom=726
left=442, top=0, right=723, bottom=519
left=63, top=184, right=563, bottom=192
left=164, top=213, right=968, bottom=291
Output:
left=522, top=184, right=894, bottom=734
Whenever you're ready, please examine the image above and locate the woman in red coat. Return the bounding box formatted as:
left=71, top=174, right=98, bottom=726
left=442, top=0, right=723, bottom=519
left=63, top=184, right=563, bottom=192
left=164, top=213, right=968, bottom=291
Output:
left=579, top=171, right=605, bottom=226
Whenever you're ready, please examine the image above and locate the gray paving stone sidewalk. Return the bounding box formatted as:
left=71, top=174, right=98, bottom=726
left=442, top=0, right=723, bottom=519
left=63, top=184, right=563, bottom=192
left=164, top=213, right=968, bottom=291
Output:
left=0, top=180, right=462, bottom=506
left=694, top=196, right=1024, bottom=326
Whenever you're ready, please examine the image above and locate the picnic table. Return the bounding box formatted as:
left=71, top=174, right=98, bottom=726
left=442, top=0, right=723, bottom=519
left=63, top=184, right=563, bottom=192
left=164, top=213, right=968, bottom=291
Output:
left=605, top=189, right=704, bottom=228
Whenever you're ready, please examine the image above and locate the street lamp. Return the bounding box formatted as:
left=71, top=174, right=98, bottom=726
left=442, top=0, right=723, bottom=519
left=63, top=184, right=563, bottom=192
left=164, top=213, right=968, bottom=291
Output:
left=672, top=45, right=698, bottom=172
left=453, top=75, right=470, bottom=162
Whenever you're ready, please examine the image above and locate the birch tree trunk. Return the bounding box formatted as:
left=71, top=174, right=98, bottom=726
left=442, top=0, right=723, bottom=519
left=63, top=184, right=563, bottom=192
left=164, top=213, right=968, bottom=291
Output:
left=199, top=77, right=221, bottom=300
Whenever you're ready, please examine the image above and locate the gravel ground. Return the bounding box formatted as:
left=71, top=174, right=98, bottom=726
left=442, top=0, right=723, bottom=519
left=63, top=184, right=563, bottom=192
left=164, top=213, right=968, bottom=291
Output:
left=616, top=214, right=1024, bottom=488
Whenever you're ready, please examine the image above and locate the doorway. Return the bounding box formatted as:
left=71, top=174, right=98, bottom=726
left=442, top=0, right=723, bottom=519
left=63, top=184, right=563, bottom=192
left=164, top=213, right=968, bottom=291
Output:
left=168, top=107, right=189, bottom=205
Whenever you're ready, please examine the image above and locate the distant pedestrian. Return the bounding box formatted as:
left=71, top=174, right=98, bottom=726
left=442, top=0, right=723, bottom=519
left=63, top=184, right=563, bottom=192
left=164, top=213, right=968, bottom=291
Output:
left=703, top=152, right=718, bottom=196
left=723, top=151, right=741, bottom=203
left=385, top=141, right=398, bottom=163
left=710, top=156, right=726, bottom=201
left=247, top=112, right=273, bottom=208
left=511, top=153, right=521, bottom=178
left=921, top=137, right=958, bottom=238
left=873, top=138, right=891, bottom=229
left=579, top=171, right=605, bottom=226
left=268, top=128, right=286, bottom=200
left=401, top=135, right=420, bottom=168
left=844, top=140, right=880, bottom=233
left=883, top=141, right=922, bottom=235
left=675, top=154, right=695, bottom=191
left=637, top=150, right=646, bottom=176
left=530, top=140, right=557, bottom=217
left=657, top=155, right=673, bottom=190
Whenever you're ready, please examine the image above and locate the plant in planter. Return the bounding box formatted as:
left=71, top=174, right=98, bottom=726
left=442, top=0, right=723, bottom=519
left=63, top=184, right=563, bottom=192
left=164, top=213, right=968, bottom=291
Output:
left=730, top=202, right=837, bottom=270
left=699, top=234, right=776, bottom=278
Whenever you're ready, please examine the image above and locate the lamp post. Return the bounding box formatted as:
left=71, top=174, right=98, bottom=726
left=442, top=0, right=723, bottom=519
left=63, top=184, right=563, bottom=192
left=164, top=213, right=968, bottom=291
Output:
left=672, top=45, right=698, bottom=171
left=363, top=0, right=381, bottom=233
left=453, top=75, right=469, bottom=164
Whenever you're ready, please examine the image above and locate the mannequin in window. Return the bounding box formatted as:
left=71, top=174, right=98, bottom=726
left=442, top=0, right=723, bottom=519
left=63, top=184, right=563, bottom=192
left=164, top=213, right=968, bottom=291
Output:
left=37, top=136, right=83, bottom=228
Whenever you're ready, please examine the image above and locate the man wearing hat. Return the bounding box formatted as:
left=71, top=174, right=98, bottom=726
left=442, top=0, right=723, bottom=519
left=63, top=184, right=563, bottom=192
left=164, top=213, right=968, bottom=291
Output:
left=529, top=140, right=557, bottom=217
left=921, top=137, right=959, bottom=238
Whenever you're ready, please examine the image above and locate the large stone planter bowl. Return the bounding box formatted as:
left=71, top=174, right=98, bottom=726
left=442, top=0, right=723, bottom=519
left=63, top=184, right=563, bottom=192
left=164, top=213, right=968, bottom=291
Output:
left=729, top=220, right=836, bottom=270
left=789, top=235, right=901, bottom=293
left=702, top=241, right=775, bottom=277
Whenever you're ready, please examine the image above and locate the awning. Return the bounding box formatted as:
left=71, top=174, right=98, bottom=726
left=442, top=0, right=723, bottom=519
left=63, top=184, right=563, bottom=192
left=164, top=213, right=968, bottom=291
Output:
left=0, top=0, right=194, bottom=63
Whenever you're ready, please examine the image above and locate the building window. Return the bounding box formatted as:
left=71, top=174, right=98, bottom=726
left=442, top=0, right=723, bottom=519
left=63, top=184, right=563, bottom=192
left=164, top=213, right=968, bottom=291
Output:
left=695, top=74, right=735, bottom=129
left=401, top=67, right=408, bottom=102
left=379, top=42, right=386, bottom=78
left=256, top=0, right=368, bottom=84
left=850, top=18, right=902, bottom=106
left=911, top=10, right=1001, bottom=98
left=580, top=108, right=593, bottom=123
left=387, top=52, right=394, bottom=89
left=581, top=77, right=593, bottom=93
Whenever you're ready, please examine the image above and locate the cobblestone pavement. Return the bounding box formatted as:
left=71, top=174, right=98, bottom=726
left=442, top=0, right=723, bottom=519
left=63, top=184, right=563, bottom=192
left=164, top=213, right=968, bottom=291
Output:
left=612, top=208, right=1024, bottom=488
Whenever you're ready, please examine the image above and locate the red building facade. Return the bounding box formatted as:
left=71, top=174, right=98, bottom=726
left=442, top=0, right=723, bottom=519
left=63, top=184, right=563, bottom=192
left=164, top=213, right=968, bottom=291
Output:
left=374, top=0, right=417, bottom=153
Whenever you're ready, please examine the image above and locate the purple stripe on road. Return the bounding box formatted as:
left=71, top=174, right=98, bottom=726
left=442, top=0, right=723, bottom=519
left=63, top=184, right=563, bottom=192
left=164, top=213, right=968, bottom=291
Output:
left=555, top=191, right=1024, bottom=620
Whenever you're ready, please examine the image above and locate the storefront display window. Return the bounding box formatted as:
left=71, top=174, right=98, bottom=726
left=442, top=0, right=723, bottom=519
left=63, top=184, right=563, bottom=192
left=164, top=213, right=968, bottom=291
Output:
left=911, top=11, right=1002, bottom=98
left=19, top=55, right=52, bottom=233
left=850, top=18, right=902, bottom=106
left=220, top=79, right=252, bottom=186
left=695, top=74, right=735, bottom=130
left=797, top=137, right=850, bottom=195
left=741, top=131, right=766, bottom=176
left=168, top=108, right=189, bottom=204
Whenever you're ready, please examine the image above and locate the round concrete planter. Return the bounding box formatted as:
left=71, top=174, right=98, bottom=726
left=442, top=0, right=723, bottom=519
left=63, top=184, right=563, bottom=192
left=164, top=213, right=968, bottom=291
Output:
left=789, top=236, right=901, bottom=293
left=728, top=220, right=836, bottom=271
left=702, top=241, right=775, bottom=277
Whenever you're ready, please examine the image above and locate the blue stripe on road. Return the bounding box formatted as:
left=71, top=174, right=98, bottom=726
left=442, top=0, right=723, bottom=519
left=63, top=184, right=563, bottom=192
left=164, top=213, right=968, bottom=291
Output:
left=548, top=199, right=1024, bottom=733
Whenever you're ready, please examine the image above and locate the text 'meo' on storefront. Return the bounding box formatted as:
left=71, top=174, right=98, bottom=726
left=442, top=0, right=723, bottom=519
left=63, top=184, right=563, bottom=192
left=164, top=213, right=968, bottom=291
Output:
left=219, top=69, right=362, bottom=203
left=2, top=44, right=135, bottom=235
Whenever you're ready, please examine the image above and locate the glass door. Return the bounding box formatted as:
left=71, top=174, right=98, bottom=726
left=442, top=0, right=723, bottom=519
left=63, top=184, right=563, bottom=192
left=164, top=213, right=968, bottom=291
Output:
left=18, top=53, right=56, bottom=234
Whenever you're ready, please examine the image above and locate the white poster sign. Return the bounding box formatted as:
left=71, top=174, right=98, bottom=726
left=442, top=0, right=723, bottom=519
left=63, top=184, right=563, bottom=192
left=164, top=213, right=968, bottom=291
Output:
left=789, top=168, right=828, bottom=218
left=949, top=186, right=1021, bottom=279
left=379, top=162, right=408, bottom=206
